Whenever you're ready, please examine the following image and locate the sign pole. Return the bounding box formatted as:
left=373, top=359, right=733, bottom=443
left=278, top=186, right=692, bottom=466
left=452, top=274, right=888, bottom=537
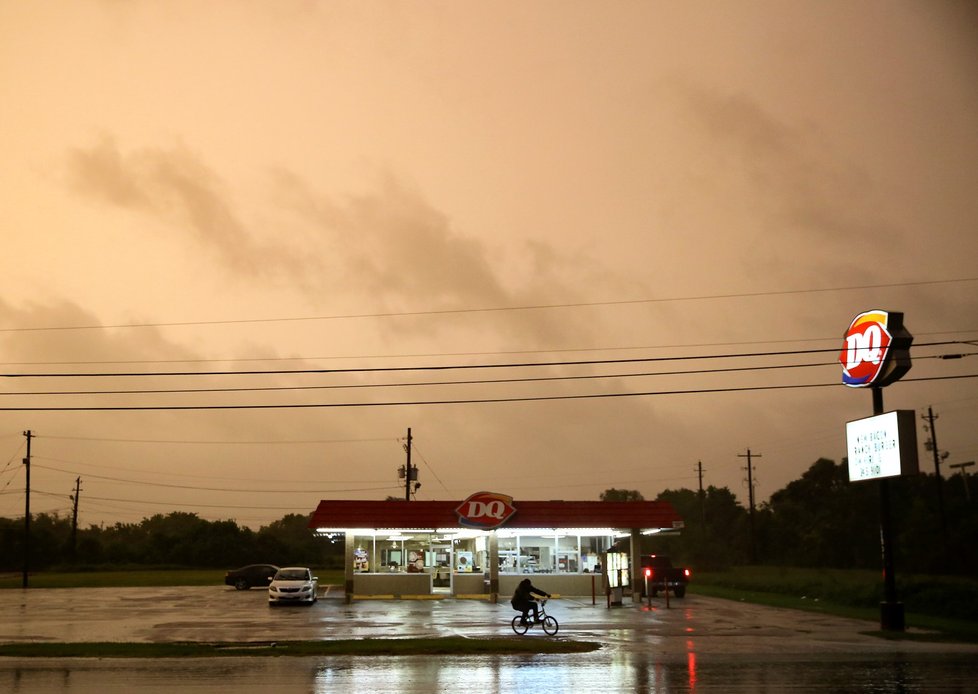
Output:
left=873, top=387, right=903, bottom=631
left=841, top=310, right=913, bottom=633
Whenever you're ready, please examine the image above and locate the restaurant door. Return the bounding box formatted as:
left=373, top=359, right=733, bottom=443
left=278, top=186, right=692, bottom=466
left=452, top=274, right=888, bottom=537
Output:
left=429, top=541, right=453, bottom=593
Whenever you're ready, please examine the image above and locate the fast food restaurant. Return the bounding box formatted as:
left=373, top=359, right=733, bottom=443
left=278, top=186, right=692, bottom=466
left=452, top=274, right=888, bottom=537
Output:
left=308, top=492, right=683, bottom=601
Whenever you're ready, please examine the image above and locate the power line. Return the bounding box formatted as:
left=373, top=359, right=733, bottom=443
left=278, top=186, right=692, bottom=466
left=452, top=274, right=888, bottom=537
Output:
left=409, top=442, right=449, bottom=493
left=31, top=460, right=395, bottom=494
left=3, top=328, right=977, bottom=368
left=27, top=453, right=397, bottom=485
left=0, top=372, right=975, bottom=412
left=0, top=341, right=966, bottom=378
left=80, top=494, right=399, bottom=511
left=3, top=276, right=976, bottom=333
left=0, top=360, right=839, bottom=397
left=27, top=448, right=703, bottom=490
left=31, top=489, right=71, bottom=500
left=0, top=441, right=24, bottom=477
left=40, top=435, right=395, bottom=445
left=4, top=352, right=973, bottom=398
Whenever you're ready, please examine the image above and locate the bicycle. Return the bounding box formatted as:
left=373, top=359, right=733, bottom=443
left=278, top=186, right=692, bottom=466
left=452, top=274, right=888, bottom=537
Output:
left=511, top=598, right=559, bottom=636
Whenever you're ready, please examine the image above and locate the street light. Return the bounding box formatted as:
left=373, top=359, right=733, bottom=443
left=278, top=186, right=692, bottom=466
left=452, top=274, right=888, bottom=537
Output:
left=949, top=461, right=975, bottom=502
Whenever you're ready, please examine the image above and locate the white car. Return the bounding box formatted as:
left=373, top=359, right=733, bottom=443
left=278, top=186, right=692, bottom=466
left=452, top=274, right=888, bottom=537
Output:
left=268, top=567, right=318, bottom=606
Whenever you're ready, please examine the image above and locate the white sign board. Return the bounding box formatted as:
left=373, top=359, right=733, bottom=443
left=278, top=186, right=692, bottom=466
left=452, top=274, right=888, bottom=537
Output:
left=846, top=410, right=919, bottom=482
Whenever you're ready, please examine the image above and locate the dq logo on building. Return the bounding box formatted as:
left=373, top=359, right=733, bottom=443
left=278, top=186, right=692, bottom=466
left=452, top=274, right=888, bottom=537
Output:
left=840, top=310, right=912, bottom=388
left=455, top=491, right=517, bottom=529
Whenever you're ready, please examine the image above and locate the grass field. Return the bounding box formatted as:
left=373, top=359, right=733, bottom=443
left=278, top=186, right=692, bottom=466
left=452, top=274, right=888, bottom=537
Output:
left=693, top=566, right=978, bottom=642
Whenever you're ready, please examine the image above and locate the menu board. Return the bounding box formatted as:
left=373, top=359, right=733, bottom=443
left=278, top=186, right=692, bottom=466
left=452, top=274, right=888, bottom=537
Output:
left=846, top=410, right=919, bottom=482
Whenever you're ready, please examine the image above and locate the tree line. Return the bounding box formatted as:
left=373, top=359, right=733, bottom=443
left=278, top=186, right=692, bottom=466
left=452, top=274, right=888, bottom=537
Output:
left=1, top=458, right=975, bottom=576
left=647, top=458, right=977, bottom=577
left=0, top=512, right=344, bottom=572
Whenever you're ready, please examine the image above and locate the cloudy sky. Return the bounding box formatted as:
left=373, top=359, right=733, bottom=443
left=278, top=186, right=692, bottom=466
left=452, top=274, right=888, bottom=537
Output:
left=1, top=1, right=976, bottom=529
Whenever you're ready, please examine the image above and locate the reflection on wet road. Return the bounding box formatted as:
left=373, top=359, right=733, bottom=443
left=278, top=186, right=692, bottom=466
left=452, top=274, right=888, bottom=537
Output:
left=1, top=587, right=977, bottom=692
left=3, top=652, right=977, bottom=693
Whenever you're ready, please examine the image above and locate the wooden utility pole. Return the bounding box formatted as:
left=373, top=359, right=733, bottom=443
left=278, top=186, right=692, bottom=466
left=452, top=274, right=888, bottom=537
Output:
left=924, top=407, right=948, bottom=538
left=396, top=428, right=419, bottom=500
left=404, top=427, right=413, bottom=501
left=696, top=461, right=706, bottom=523
left=70, top=476, right=81, bottom=562
left=738, top=449, right=760, bottom=563
left=22, top=430, right=32, bottom=589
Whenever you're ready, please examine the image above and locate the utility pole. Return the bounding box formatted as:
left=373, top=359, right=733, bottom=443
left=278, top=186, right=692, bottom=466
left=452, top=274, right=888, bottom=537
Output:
left=404, top=427, right=413, bottom=501
left=695, top=461, right=706, bottom=523
left=22, top=430, right=32, bottom=589
left=738, top=449, right=760, bottom=563
left=398, top=428, right=420, bottom=501
left=70, top=477, right=81, bottom=562
left=923, top=407, right=948, bottom=539
left=950, top=461, right=975, bottom=502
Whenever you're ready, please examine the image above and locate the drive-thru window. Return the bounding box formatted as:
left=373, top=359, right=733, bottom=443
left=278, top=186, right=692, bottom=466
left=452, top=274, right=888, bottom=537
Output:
left=308, top=493, right=683, bottom=601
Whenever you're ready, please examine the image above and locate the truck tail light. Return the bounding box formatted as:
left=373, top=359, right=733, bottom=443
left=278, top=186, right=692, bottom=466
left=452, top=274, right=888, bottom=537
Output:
left=684, top=569, right=691, bottom=578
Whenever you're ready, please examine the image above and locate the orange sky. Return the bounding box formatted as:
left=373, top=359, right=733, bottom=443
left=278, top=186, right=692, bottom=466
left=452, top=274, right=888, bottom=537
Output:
left=1, top=1, right=976, bottom=528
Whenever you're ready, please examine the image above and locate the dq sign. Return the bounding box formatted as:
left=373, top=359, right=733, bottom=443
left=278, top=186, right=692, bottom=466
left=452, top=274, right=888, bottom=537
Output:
left=455, top=491, right=517, bottom=529
left=840, top=310, right=912, bottom=388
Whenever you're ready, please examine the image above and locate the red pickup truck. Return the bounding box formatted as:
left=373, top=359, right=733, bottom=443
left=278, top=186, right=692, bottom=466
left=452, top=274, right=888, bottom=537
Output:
left=640, top=554, right=691, bottom=598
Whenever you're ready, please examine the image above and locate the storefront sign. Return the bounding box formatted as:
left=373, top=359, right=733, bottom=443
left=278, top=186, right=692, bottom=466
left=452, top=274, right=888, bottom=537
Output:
left=455, top=491, right=517, bottom=529
left=846, top=410, right=919, bottom=481
left=839, top=310, right=912, bottom=388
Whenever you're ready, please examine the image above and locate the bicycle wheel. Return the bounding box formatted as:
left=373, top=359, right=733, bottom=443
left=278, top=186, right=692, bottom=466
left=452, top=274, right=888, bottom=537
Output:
left=542, top=616, right=559, bottom=636
left=511, top=615, right=529, bottom=635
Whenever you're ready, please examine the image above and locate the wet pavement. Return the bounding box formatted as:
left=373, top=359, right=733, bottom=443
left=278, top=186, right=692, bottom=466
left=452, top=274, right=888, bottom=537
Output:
left=1, top=586, right=977, bottom=692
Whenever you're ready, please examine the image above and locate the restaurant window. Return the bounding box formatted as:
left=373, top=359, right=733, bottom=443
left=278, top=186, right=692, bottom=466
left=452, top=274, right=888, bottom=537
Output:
left=518, top=534, right=555, bottom=573
left=351, top=528, right=616, bottom=575
left=351, top=533, right=377, bottom=573
left=498, top=534, right=519, bottom=573
left=556, top=533, right=579, bottom=573
left=453, top=537, right=478, bottom=572
left=352, top=532, right=439, bottom=573
left=405, top=537, right=428, bottom=573
left=581, top=535, right=612, bottom=573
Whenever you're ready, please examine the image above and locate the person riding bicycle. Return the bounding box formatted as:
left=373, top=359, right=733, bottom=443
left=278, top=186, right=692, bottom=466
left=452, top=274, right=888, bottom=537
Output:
left=511, top=578, right=550, bottom=625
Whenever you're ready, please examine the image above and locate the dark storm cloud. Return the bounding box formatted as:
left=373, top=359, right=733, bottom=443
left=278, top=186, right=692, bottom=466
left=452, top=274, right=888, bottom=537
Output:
left=67, top=138, right=309, bottom=280
left=326, top=176, right=514, bottom=308
left=66, top=140, right=589, bottom=345
left=677, top=86, right=907, bottom=283
left=0, top=298, right=198, bottom=369
left=674, top=80, right=978, bottom=349
left=266, top=168, right=597, bottom=344
left=686, top=89, right=794, bottom=163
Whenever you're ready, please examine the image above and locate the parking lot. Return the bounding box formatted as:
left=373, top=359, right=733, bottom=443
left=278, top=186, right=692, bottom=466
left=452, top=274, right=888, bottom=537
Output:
left=2, top=586, right=977, bottom=692
left=1, top=584, right=975, bottom=655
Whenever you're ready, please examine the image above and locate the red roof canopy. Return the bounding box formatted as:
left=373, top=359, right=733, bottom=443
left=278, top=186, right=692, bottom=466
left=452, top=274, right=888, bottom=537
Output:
left=308, top=499, right=682, bottom=531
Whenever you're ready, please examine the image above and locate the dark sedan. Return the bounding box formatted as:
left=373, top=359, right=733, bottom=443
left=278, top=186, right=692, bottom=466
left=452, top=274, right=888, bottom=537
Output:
left=224, top=564, right=279, bottom=590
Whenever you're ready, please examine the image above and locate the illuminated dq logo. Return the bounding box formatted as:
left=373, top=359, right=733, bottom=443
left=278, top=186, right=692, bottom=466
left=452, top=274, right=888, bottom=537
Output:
left=839, top=310, right=912, bottom=388
left=455, top=491, right=517, bottom=529
left=841, top=311, right=892, bottom=386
